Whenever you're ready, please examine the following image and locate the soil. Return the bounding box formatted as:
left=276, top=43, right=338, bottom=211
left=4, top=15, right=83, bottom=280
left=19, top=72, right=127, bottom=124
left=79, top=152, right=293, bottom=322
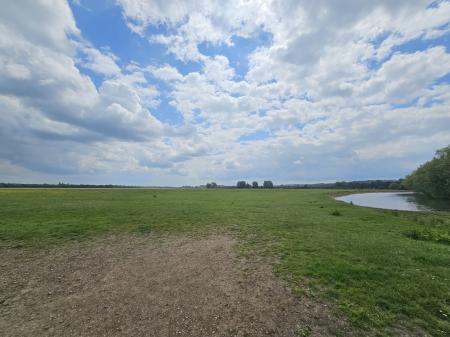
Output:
left=0, top=234, right=359, bottom=337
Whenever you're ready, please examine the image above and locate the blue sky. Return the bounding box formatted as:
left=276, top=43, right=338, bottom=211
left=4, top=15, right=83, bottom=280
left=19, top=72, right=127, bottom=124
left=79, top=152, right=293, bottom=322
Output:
left=1, top=0, right=450, bottom=185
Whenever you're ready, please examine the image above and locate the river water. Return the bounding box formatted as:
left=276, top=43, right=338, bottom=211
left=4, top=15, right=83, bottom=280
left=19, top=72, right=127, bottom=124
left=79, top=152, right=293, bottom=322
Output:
left=335, top=192, right=450, bottom=212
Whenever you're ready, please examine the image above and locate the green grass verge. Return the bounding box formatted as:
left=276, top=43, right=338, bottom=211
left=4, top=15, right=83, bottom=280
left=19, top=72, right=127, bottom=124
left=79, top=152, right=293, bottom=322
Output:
left=0, top=188, right=448, bottom=336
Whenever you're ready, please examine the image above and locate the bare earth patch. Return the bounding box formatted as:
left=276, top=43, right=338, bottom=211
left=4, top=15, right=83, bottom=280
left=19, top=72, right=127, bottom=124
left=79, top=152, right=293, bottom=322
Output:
left=0, top=234, right=359, bottom=337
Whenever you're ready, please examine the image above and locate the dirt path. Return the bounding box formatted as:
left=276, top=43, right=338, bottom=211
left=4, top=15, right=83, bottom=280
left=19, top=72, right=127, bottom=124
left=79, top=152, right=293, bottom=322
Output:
left=0, top=234, right=358, bottom=337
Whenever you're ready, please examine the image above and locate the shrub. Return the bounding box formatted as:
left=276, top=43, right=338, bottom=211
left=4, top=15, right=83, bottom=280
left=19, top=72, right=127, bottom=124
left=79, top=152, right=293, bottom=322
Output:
left=405, top=229, right=450, bottom=245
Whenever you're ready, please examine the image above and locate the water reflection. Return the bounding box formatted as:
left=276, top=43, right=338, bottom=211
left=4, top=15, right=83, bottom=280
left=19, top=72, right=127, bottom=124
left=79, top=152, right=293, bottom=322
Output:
left=335, top=192, right=450, bottom=212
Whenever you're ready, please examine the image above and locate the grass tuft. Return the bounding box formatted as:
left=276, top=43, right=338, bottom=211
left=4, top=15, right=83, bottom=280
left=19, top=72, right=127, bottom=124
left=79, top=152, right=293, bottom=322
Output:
left=295, top=325, right=312, bottom=336
left=136, top=223, right=153, bottom=233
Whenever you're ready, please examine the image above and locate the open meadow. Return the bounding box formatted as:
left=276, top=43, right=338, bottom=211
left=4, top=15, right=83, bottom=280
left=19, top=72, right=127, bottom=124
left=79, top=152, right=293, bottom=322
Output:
left=0, top=188, right=449, bottom=336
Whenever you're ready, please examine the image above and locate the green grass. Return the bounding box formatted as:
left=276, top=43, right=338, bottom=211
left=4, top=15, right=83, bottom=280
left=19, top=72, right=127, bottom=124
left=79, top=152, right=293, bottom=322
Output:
left=0, top=188, right=449, bottom=336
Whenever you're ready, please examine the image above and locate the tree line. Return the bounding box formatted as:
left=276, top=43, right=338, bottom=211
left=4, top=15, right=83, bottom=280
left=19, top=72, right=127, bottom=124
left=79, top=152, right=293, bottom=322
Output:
left=279, top=179, right=405, bottom=190
left=205, top=181, right=274, bottom=188
left=0, top=183, right=137, bottom=188
left=236, top=180, right=274, bottom=188
left=204, top=179, right=408, bottom=189
left=404, top=145, right=450, bottom=199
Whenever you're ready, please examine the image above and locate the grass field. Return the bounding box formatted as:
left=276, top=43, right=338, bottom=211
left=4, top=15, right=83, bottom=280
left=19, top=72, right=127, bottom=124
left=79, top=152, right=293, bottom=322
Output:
left=0, top=188, right=449, bottom=336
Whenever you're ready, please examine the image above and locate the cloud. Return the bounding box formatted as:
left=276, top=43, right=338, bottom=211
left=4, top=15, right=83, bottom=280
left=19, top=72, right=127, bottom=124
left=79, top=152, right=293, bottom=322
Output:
left=360, top=47, right=450, bottom=104
left=118, top=0, right=267, bottom=61
left=0, top=0, right=450, bottom=185
left=0, top=0, right=172, bottom=176
left=148, top=64, right=183, bottom=82
left=79, top=45, right=121, bottom=76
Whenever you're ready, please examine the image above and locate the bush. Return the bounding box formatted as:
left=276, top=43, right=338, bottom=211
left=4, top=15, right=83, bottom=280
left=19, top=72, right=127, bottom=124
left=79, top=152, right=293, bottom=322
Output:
left=405, top=229, right=450, bottom=245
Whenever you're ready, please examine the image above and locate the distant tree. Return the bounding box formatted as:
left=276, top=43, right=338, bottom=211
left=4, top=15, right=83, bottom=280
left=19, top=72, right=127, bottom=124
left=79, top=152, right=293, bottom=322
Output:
left=211, top=182, right=217, bottom=188
left=237, top=181, right=247, bottom=188
left=246, top=183, right=251, bottom=188
left=252, top=181, right=259, bottom=188
left=263, top=180, right=274, bottom=188
left=206, top=183, right=212, bottom=188
left=404, top=145, right=450, bottom=199
left=388, top=182, right=401, bottom=190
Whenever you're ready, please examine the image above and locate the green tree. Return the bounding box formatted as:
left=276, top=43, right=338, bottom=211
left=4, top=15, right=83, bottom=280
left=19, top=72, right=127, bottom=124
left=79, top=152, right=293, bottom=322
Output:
left=263, top=181, right=274, bottom=188
left=404, top=145, right=450, bottom=199
left=252, top=181, right=258, bottom=188
left=236, top=181, right=247, bottom=188
left=206, top=182, right=218, bottom=188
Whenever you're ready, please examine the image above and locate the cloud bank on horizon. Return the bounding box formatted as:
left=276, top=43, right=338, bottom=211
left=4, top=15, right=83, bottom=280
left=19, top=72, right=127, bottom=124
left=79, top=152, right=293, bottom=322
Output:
left=0, top=0, right=450, bottom=185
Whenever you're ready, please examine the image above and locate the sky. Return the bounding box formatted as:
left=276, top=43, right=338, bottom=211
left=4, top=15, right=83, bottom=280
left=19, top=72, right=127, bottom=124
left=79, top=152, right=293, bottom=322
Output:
left=0, top=0, right=450, bottom=186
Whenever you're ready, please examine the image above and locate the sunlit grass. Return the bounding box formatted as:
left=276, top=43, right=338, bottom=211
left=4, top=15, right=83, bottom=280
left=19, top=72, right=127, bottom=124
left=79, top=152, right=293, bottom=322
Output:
left=0, top=188, right=448, bottom=336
